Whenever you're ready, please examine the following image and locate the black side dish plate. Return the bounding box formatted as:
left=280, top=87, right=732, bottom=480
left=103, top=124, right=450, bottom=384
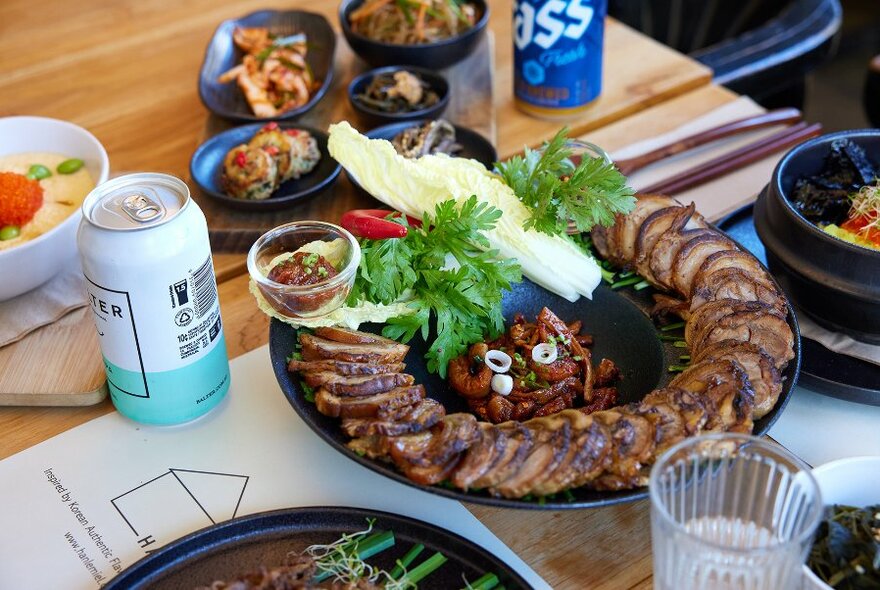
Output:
left=720, top=204, right=880, bottom=406
left=270, top=275, right=799, bottom=510
left=190, top=122, right=340, bottom=211
left=104, top=507, right=530, bottom=589
left=198, top=10, right=335, bottom=122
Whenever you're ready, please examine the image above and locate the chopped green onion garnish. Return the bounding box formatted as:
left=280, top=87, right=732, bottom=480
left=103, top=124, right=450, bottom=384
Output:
left=390, top=543, right=425, bottom=579
left=611, top=276, right=642, bottom=289
left=399, top=552, right=448, bottom=585
left=462, top=573, right=500, bottom=590
left=660, top=321, right=686, bottom=332
left=668, top=364, right=689, bottom=373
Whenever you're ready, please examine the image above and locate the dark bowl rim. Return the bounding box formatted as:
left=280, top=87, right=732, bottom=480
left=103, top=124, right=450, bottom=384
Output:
left=347, top=66, right=451, bottom=121
left=338, top=0, right=490, bottom=50
left=188, top=121, right=341, bottom=210
left=770, top=128, right=880, bottom=260
left=197, top=8, right=337, bottom=123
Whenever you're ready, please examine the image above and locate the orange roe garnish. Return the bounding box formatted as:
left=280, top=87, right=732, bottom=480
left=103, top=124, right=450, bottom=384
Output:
left=0, top=172, right=44, bottom=226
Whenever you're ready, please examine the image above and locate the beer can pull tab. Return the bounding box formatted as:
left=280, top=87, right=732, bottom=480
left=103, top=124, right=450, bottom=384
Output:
left=121, top=193, right=164, bottom=223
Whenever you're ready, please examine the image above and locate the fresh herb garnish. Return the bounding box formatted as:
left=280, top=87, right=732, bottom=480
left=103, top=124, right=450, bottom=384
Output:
left=346, top=196, right=521, bottom=377
left=494, top=127, right=635, bottom=236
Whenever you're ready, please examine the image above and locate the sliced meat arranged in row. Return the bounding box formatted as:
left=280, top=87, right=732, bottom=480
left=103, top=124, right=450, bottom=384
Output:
left=286, top=196, right=796, bottom=499
left=591, top=194, right=794, bottom=423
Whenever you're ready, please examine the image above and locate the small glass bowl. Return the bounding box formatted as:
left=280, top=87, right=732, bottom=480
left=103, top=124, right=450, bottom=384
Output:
left=247, top=221, right=361, bottom=319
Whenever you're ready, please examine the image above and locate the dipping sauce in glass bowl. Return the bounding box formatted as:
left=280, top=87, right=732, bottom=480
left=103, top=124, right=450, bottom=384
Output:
left=248, top=221, right=360, bottom=318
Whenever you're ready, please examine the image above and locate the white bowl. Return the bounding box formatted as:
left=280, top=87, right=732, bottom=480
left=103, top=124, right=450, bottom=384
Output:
left=802, top=456, right=880, bottom=589
left=0, top=116, right=109, bottom=301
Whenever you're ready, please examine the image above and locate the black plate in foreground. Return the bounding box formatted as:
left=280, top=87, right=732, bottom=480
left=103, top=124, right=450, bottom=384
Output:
left=190, top=122, right=341, bottom=212
left=270, top=276, right=799, bottom=509
left=719, top=204, right=880, bottom=406
left=104, top=507, right=530, bottom=589
left=198, top=10, right=335, bottom=122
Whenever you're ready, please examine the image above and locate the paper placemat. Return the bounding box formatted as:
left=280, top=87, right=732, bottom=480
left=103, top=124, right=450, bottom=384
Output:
left=0, top=346, right=549, bottom=589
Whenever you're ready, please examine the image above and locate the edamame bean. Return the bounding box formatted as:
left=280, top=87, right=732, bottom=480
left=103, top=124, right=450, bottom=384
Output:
left=57, top=158, right=84, bottom=174
left=0, top=225, right=21, bottom=241
left=26, top=164, right=52, bottom=180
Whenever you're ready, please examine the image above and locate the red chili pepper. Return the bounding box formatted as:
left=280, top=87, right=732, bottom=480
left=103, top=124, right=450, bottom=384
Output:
left=263, top=145, right=280, bottom=156
left=340, top=209, right=419, bottom=239
left=261, top=122, right=279, bottom=131
left=284, top=129, right=300, bottom=137
left=235, top=151, right=247, bottom=167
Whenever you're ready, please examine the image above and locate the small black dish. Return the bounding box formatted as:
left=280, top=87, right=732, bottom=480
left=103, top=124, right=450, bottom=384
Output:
left=339, top=0, right=489, bottom=68
left=104, top=507, right=530, bottom=589
left=720, top=204, right=880, bottom=406
left=269, top=275, right=798, bottom=510
left=754, top=129, right=880, bottom=343
left=190, top=122, right=341, bottom=212
left=348, top=66, right=450, bottom=126
left=198, top=10, right=336, bottom=123
left=366, top=119, right=497, bottom=167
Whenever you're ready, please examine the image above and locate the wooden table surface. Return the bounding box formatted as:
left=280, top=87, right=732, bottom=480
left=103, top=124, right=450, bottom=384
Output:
left=0, top=0, right=741, bottom=587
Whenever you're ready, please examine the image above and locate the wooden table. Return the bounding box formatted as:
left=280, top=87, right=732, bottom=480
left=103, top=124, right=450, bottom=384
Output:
left=0, top=1, right=743, bottom=587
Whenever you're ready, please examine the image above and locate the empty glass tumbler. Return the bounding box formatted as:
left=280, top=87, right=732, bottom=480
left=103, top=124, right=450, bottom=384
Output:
left=649, top=434, right=823, bottom=590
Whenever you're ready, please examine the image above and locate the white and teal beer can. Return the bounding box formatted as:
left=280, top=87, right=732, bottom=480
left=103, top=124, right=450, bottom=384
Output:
left=77, top=173, right=230, bottom=424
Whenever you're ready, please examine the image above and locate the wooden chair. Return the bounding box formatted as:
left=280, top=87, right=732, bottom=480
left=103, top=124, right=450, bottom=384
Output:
left=609, top=0, right=843, bottom=107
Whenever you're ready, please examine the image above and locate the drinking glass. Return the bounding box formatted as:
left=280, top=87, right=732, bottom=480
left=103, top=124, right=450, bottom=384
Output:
left=649, top=433, right=823, bottom=590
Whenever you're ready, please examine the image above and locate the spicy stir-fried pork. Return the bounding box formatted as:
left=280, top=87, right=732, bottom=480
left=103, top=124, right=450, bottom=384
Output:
left=288, top=195, right=793, bottom=498
left=447, top=308, right=620, bottom=422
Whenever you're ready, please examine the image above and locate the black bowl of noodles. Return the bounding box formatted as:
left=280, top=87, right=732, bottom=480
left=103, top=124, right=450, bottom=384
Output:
left=339, top=0, right=489, bottom=68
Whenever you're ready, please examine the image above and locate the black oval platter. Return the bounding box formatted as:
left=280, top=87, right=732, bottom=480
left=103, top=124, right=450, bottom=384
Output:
left=198, top=10, right=336, bottom=123
left=270, top=259, right=800, bottom=509
left=104, top=507, right=531, bottom=589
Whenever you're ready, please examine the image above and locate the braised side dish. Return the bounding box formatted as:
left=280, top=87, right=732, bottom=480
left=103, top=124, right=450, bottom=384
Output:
left=218, top=27, right=320, bottom=117
left=0, top=153, right=93, bottom=251
left=790, top=139, right=880, bottom=251
left=391, top=120, right=461, bottom=158
left=222, top=122, right=321, bottom=200
left=808, top=504, right=880, bottom=588
left=349, top=0, right=480, bottom=45
left=197, top=520, right=472, bottom=589
left=448, top=308, right=620, bottom=422
left=355, top=70, right=440, bottom=114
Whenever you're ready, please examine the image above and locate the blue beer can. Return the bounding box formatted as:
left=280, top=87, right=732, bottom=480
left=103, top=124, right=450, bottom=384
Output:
left=513, top=0, right=607, bottom=118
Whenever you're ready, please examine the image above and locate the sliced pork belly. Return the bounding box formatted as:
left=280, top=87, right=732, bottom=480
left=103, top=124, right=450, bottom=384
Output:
left=530, top=410, right=612, bottom=495
left=340, top=398, right=445, bottom=437
left=685, top=300, right=776, bottom=346
left=490, top=415, right=572, bottom=498
left=591, top=409, right=658, bottom=490
left=315, top=385, right=425, bottom=419
left=450, top=422, right=508, bottom=490
left=635, top=204, right=693, bottom=283
left=389, top=414, right=479, bottom=468
left=313, top=326, right=400, bottom=345
left=689, top=268, right=786, bottom=314
left=693, top=340, right=782, bottom=419
left=591, top=223, right=612, bottom=261
left=649, top=228, right=714, bottom=291
left=299, top=333, right=409, bottom=364
left=670, top=233, right=737, bottom=297
left=470, top=422, right=534, bottom=489
left=694, top=250, right=776, bottom=292
left=288, top=358, right=406, bottom=376
left=693, top=311, right=795, bottom=369
left=615, top=195, right=676, bottom=266
left=640, top=387, right=711, bottom=439
left=301, top=372, right=414, bottom=396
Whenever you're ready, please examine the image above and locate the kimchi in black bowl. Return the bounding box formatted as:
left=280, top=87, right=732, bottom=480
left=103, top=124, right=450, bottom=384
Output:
left=754, top=129, right=880, bottom=343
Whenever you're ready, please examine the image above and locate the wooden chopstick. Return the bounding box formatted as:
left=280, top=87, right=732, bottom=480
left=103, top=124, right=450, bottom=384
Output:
left=614, top=108, right=803, bottom=176
left=564, top=121, right=823, bottom=235
left=639, top=121, right=823, bottom=196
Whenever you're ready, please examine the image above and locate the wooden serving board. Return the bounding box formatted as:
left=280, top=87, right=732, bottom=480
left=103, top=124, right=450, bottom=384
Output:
left=193, top=33, right=496, bottom=253
left=0, top=307, right=107, bottom=406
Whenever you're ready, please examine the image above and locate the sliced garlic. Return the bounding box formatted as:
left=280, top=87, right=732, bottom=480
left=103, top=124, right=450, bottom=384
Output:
left=491, top=374, right=513, bottom=396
